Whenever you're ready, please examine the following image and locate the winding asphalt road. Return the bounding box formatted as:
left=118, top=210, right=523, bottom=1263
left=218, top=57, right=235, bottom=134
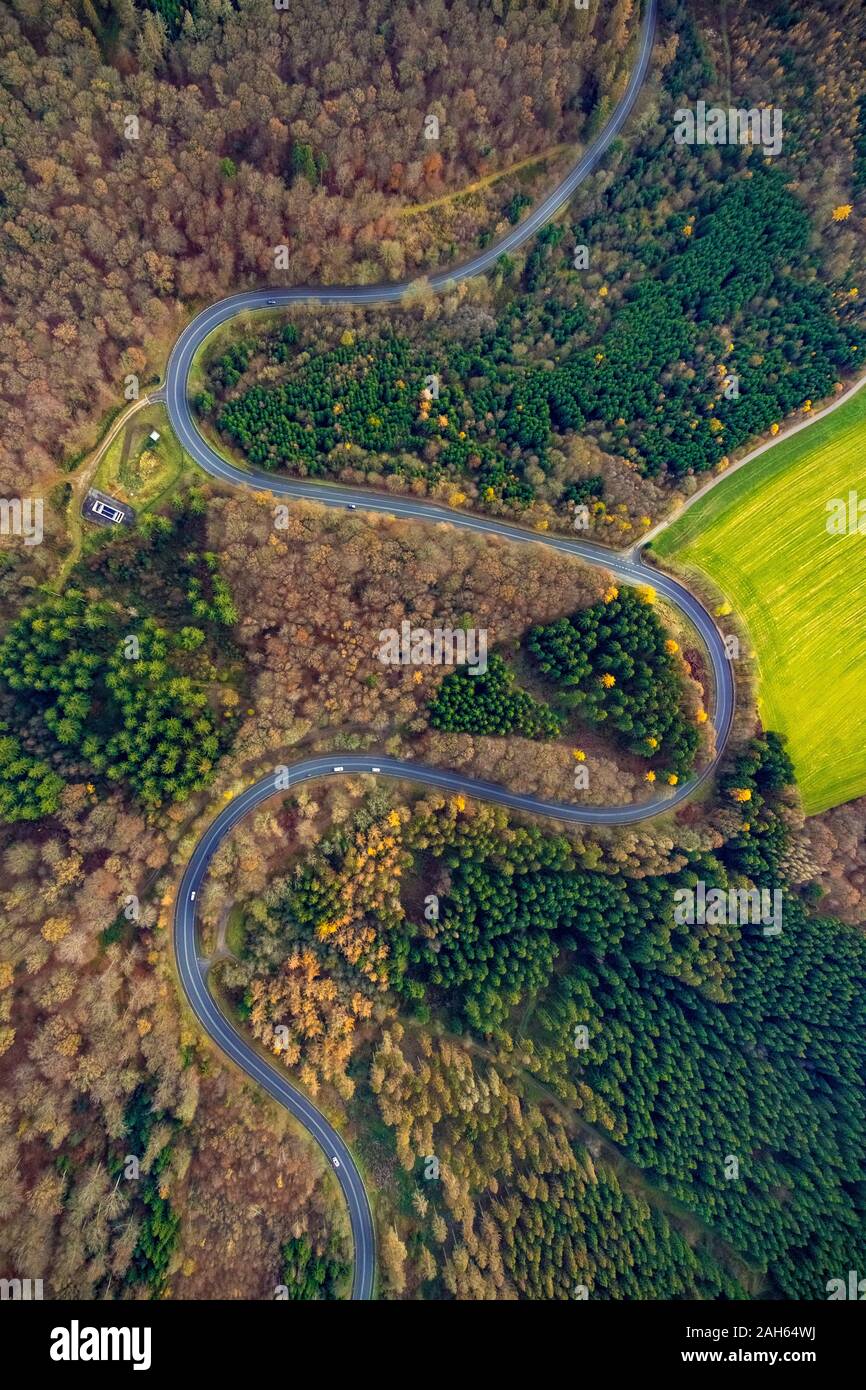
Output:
left=167, top=0, right=732, bottom=1302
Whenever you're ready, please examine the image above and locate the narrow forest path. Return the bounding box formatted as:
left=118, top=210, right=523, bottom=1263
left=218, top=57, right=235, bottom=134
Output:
left=396, top=143, right=572, bottom=218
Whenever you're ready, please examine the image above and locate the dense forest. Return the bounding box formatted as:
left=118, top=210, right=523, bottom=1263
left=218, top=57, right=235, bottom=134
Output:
left=427, top=584, right=707, bottom=784
left=1, top=0, right=865, bottom=573
left=0, top=496, right=242, bottom=817
left=3, top=487, right=707, bottom=1298
left=201, top=489, right=696, bottom=808
left=0, top=0, right=634, bottom=521
left=219, top=731, right=866, bottom=1299
left=0, top=488, right=359, bottom=1298
left=526, top=585, right=702, bottom=779
left=200, top=157, right=864, bottom=530
left=0, top=761, right=348, bottom=1298
left=194, top=0, right=866, bottom=534
left=371, top=1026, right=743, bottom=1299
left=429, top=651, right=563, bottom=740
left=4, top=485, right=687, bottom=831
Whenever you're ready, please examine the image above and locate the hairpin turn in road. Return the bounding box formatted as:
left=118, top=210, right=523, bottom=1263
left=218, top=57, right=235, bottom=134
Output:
left=167, top=2, right=729, bottom=1304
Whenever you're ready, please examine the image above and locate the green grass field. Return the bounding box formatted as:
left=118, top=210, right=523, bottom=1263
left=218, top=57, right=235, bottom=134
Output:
left=654, top=384, right=866, bottom=815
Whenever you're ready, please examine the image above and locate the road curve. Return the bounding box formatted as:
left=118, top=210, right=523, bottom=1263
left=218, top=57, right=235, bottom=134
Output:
left=168, top=0, right=724, bottom=1304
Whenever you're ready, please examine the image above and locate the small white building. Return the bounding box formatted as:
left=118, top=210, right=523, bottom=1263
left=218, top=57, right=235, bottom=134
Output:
left=149, top=430, right=161, bottom=443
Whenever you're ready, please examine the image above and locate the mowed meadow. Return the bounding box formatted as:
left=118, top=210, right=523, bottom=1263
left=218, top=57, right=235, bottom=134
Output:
left=654, top=384, right=866, bottom=815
